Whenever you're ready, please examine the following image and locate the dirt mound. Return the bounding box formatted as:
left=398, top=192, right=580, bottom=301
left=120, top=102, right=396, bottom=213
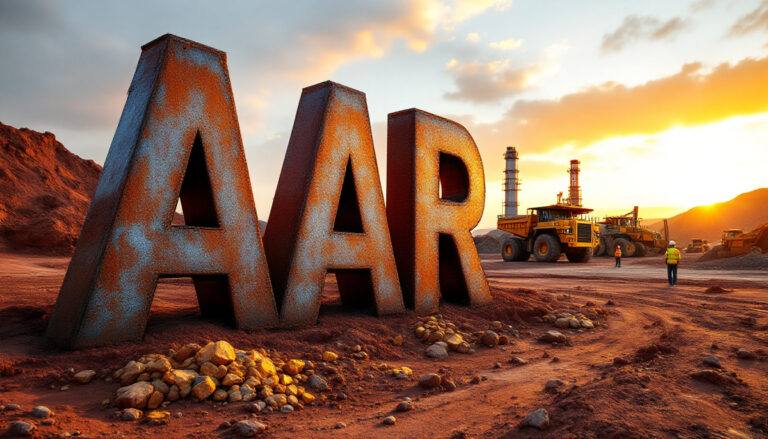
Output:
left=473, top=229, right=514, bottom=254
left=695, top=249, right=768, bottom=270
left=0, top=122, right=101, bottom=253
left=703, top=285, right=732, bottom=294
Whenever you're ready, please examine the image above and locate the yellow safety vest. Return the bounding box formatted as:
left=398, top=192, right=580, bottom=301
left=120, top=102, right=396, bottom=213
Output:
left=665, top=248, right=681, bottom=264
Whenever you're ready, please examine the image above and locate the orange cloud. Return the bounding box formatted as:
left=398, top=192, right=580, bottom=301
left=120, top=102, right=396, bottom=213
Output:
left=464, top=55, right=768, bottom=175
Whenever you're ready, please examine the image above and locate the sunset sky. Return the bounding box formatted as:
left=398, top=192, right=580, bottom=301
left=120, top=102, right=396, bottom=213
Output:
left=1, top=0, right=768, bottom=229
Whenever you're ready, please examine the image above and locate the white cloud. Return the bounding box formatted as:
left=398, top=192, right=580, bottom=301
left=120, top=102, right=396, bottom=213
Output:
left=489, top=37, right=523, bottom=50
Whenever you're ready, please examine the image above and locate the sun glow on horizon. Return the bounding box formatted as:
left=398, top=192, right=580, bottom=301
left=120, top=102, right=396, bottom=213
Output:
left=477, top=112, right=768, bottom=229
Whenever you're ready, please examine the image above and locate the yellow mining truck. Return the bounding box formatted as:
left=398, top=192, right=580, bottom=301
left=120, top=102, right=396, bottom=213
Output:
left=685, top=238, right=711, bottom=254
left=498, top=204, right=599, bottom=263
left=595, top=207, right=668, bottom=257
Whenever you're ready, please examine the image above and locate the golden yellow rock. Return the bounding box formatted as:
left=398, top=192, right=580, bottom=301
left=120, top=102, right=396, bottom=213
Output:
left=279, top=374, right=293, bottom=385
left=255, top=358, right=277, bottom=377
left=444, top=333, right=463, bottom=350
left=222, top=373, right=244, bottom=387
left=146, top=411, right=170, bottom=420
left=322, top=351, right=338, bottom=362
left=285, top=384, right=298, bottom=396
left=199, top=362, right=220, bottom=378
left=415, top=327, right=426, bottom=338
left=301, top=392, right=316, bottom=404
left=283, top=359, right=305, bottom=376
left=392, top=335, right=404, bottom=346
left=147, top=357, right=172, bottom=373
left=171, top=343, right=201, bottom=363
left=192, top=376, right=216, bottom=400
left=146, top=390, right=164, bottom=409
left=195, top=340, right=236, bottom=366
left=163, top=369, right=198, bottom=386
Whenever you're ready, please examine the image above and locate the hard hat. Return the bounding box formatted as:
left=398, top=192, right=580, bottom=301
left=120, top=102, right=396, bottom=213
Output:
left=669, top=240, right=676, bottom=246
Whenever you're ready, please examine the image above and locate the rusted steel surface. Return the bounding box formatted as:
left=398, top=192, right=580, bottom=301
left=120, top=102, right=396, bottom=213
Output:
left=387, top=109, right=492, bottom=313
left=46, top=34, right=277, bottom=348
left=264, top=81, right=405, bottom=326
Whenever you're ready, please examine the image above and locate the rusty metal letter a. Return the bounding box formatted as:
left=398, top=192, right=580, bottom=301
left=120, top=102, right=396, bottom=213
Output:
left=264, top=81, right=405, bottom=326
left=387, top=109, right=492, bottom=313
left=46, top=35, right=278, bottom=348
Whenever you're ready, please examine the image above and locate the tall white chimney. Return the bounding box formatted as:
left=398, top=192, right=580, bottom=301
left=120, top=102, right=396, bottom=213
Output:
left=503, top=146, right=520, bottom=217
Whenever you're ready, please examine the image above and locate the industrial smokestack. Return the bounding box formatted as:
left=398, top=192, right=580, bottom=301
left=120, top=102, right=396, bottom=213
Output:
left=568, top=159, right=581, bottom=206
left=503, top=146, right=520, bottom=217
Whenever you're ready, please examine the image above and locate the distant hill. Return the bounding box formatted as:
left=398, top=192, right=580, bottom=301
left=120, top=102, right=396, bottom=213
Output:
left=0, top=121, right=267, bottom=254
left=0, top=122, right=101, bottom=253
left=648, top=189, right=768, bottom=245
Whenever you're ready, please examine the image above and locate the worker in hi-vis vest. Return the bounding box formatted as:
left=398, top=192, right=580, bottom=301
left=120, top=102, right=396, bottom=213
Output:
left=614, top=245, right=622, bottom=268
left=664, top=240, right=682, bottom=286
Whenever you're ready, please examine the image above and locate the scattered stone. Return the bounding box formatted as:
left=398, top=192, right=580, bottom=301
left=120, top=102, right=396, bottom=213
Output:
left=522, top=408, right=549, bottom=430
left=498, top=334, right=510, bottom=345
left=613, top=357, right=630, bottom=366
left=736, top=348, right=756, bottom=360
left=335, top=422, right=347, bottom=429
left=442, top=378, right=457, bottom=391
left=702, top=356, right=722, bottom=368
left=396, top=401, right=413, bottom=412
left=383, top=415, right=396, bottom=425
left=308, top=374, right=329, bottom=391
left=115, top=381, right=154, bottom=409
left=73, top=370, right=96, bottom=384
left=31, top=406, right=52, bottom=418
left=544, top=379, right=564, bottom=391
left=539, top=330, right=566, bottom=344
left=425, top=342, right=449, bottom=359
left=6, top=404, right=21, bottom=411
left=392, top=335, right=404, bottom=346
left=247, top=401, right=267, bottom=413
left=322, top=351, right=339, bottom=362
left=8, top=421, right=35, bottom=436
left=60, top=385, right=70, bottom=391
left=509, top=357, right=528, bottom=366
left=690, top=370, right=741, bottom=386
left=233, top=420, right=267, bottom=437
left=121, top=408, right=142, bottom=421
left=494, top=362, right=502, bottom=369
left=41, top=418, right=54, bottom=426
left=280, top=404, right=294, bottom=414
left=554, top=318, right=571, bottom=329
left=480, top=330, right=499, bottom=347
left=418, top=373, right=442, bottom=389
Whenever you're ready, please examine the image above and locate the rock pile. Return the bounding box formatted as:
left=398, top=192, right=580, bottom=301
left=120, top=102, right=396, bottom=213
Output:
left=413, top=315, right=514, bottom=357
left=109, top=340, right=325, bottom=415
left=541, top=309, right=600, bottom=330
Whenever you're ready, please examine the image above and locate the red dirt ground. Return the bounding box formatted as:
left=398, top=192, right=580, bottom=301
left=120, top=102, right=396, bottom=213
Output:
left=1, top=254, right=767, bottom=438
